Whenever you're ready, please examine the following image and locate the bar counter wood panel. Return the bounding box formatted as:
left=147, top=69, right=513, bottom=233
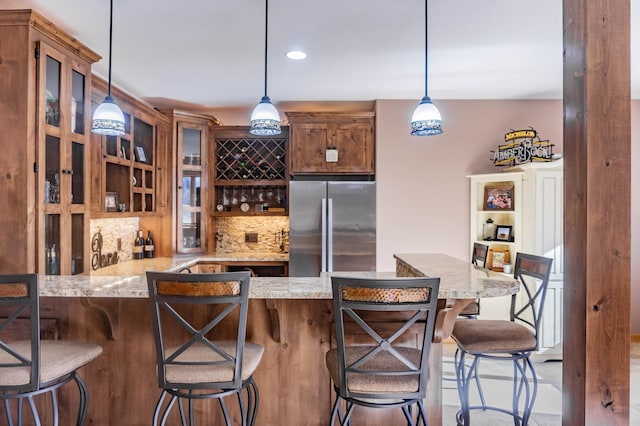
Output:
left=36, top=297, right=423, bottom=425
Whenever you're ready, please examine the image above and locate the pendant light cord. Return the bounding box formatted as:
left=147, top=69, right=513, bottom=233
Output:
left=107, top=0, right=114, bottom=97
left=424, top=0, right=428, bottom=98
left=263, top=0, right=269, bottom=98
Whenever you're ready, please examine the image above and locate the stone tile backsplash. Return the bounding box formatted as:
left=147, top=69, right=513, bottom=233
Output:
left=215, top=216, right=289, bottom=254
left=90, top=218, right=140, bottom=265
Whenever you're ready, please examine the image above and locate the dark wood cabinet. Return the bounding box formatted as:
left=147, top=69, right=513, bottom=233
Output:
left=286, top=112, right=375, bottom=175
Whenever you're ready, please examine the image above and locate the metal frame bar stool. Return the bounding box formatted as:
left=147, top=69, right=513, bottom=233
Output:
left=146, top=271, right=263, bottom=426
left=0, top=273, right=103, bottom=425
left=452, top=253, right=553, bottom=425
left=326, top=276, right=440, bottom=426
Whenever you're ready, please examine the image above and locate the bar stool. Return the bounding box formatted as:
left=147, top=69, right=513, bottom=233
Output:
left=325, top=276, right=440, bottom=425
left=457, top=242, right=489, bottom=318
left=452, top=253, right=553, bottom=425
left=0, top=273, right=103, bottom=425
left=146, top=271, right=263, bottom=425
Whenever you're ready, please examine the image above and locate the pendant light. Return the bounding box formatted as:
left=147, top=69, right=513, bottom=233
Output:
left=92, top=0, right=125, bottom=136
left=250, top=0, right=281, bottom=136
left=410, top=0, right=442, bottom=136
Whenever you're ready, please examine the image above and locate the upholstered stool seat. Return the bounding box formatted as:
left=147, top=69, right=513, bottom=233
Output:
left=326, top=346, right=423, bottom=394
left=0, top=341, right=102, bottom=387
left=164, top=342, right=263, bottom=384
left=452, top=319, right=537, bottom=354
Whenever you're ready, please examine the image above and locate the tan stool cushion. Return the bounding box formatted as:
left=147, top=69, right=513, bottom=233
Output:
left=164, top=341, right=264, bottom=384
left=0, top=340, right=103, bottom=387
left=452, top=319, right=537, bottom=354
left=326, top=346, right=423, bottom=394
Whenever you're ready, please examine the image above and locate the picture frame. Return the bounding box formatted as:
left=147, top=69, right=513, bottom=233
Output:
left=488, top=248, right=511, bottom=272
left=494, top=225, right=513, bottom=242
left=105, top=192, right=119, bottom=212
left=134, top=145, right=147, bottom=163
left=483, top=184, right=514, bottom=211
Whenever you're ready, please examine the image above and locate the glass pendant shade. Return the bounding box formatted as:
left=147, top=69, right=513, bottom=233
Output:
left=91, top=0, right=125, bottom=137
left=411, top=0, right=442, bottom=136
left=250, top=96, right=281, bottom=135
left=411, top=96, right=442, bottom=136
left=92, top=95, right=125, bottom=136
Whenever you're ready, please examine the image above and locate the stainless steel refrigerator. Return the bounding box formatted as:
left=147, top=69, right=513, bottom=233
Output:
left=289, top=181, right=376, bottom=277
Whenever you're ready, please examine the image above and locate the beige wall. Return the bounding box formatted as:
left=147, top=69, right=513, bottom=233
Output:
left=211, top=99, right=640, bottom=333
left=374, top=99, right=564, bottom=271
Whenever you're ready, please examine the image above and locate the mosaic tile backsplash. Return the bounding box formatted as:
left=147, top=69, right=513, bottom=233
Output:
left=214, top=216, right=289, bottom=254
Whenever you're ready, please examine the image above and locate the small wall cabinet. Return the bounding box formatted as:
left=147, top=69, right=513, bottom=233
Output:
left=286, top=112, right=375, bottom=175
left=0, top=10, right=99, bottom=275
left=90, top=76, right=170, bottom=217
left=212, top=127, right=288, bottom=216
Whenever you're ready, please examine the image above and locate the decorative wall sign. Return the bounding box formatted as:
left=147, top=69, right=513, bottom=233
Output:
left=491, top=128, right=554, bottom=166
left=91, top=230, right=119, bottom=270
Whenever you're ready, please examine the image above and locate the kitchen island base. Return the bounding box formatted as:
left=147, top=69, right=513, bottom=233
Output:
left=37, top=297, right=428, bottom=425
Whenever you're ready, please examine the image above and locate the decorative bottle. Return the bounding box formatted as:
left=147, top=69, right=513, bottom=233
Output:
left=133, top=230, right=144, bottom=260
left=144, top=230, right=155, bottom=258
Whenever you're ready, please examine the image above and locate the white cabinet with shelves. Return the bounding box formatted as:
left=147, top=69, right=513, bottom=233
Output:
left=468, top=172, right=524, bottom=272
left=468, top=160, right=564, bottom=352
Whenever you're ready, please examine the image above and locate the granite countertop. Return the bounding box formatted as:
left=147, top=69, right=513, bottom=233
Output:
left=39, top=253, right=519, bottom=300
left=89, top=252, right=289, bottom=277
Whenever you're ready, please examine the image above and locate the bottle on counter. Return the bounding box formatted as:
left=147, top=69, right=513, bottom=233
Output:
left=133, top=230, right=144, bottom=260
left=144, top=230, right=155, bottom=258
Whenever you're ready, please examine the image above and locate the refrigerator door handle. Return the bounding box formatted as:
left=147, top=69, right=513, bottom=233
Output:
left=328, top=198, right=333, bottom=272
left=321, top=198, right=327, bottom=273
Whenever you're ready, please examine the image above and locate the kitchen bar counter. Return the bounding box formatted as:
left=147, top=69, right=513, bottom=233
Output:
left=36, top=253, right=518, bottom=426
left=41, top=253, right=517, bottom=300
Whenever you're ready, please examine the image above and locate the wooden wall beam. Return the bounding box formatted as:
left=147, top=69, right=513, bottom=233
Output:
left=563, top=0, right=631, bottom=423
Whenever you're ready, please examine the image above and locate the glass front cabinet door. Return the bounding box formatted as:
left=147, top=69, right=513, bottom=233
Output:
left=38, top=42, right=91, bottom=275
left=176, top=121, right=208, bottom=253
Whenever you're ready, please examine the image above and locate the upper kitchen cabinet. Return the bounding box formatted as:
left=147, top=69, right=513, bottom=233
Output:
left=212, top=126, right=288, bottom=216
left=162, top=110, right=220, bottom=253
left=286, top=112, right=375, bottom=175
left=0, top=10, right=99, bottom=275
left=90, top=76, right=170, bottom=217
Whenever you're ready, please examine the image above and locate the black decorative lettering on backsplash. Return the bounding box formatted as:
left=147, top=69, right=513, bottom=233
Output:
left=91, top=230, right=119, bottom=270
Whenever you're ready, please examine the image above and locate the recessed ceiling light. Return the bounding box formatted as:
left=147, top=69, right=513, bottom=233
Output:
left=285, top=50, right=307, bottom=60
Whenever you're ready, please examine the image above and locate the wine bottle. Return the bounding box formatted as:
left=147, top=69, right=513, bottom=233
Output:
left=133, top=230, right=144, bottom=260
left=145, top=230, right=155, bottom=258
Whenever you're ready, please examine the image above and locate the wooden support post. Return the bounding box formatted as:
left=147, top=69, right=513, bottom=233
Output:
left=563, top=0, right=631, bottom=423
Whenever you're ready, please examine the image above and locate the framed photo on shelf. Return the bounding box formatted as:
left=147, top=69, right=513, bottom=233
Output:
left=483, top=184, right=514, bottom=211
left=134, top=145, right=147, bottom=163
left=494, top=225, right=513, bottom=242
left=105, top=192, right=119, bottom=212
left=488, top=248, right=510, bottom=272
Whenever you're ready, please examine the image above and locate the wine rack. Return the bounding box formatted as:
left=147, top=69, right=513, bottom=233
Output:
left=215, top=134, right=287, bottom=182
left=212, top=127, right=289, bottom=216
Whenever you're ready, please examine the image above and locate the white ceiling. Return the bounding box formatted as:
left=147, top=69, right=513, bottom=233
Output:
left=3, top=0, right=639, bottom=112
